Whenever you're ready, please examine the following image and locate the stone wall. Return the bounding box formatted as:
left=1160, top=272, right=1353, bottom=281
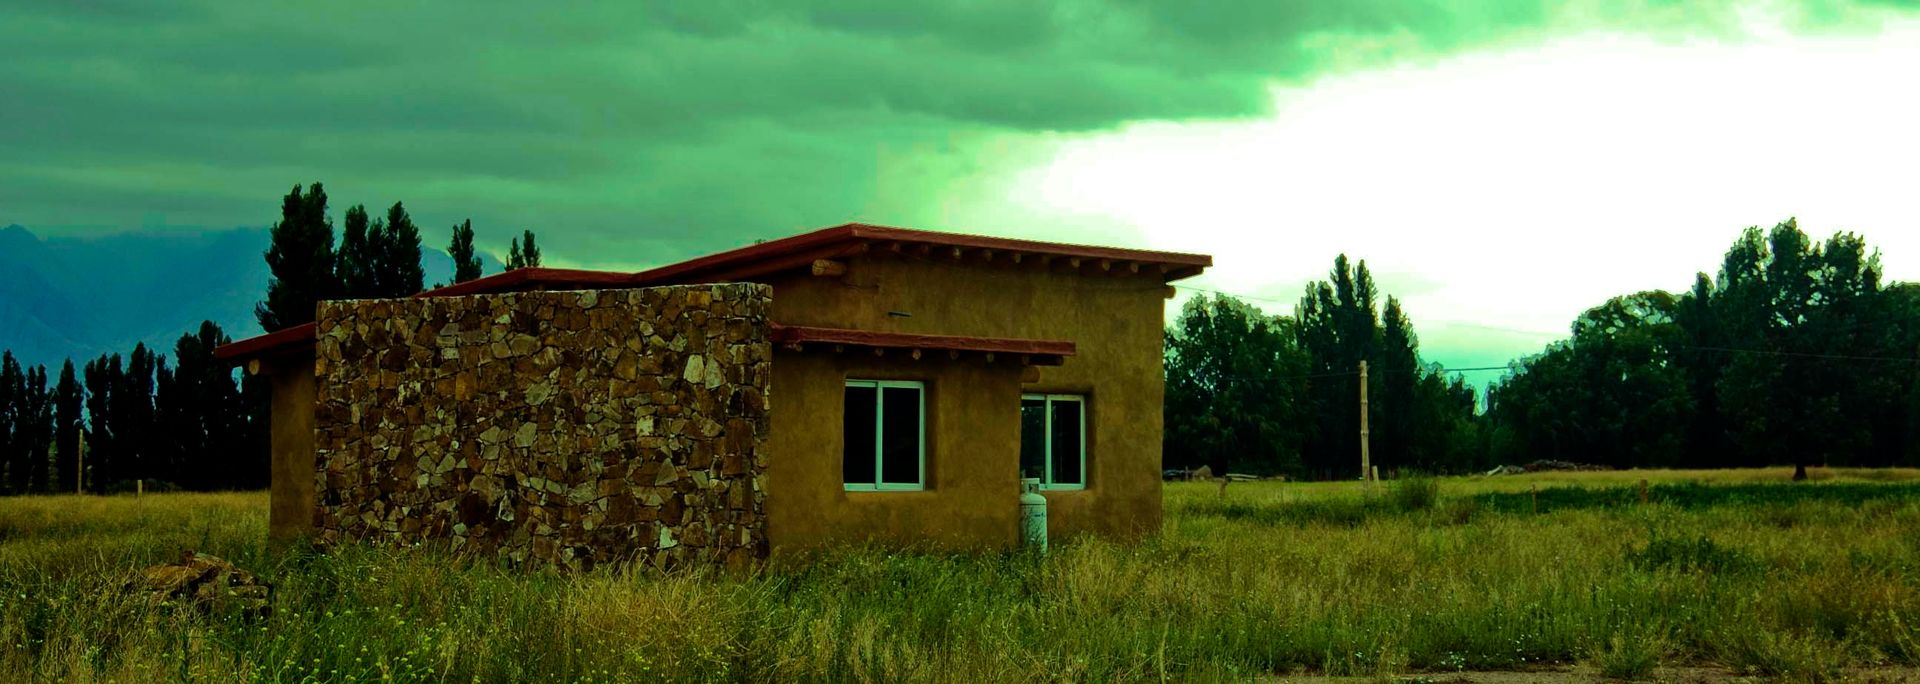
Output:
left=312, top=284, right=771, bottom=570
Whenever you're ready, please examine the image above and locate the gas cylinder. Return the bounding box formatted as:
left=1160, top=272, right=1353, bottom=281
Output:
left=1019, top=477, right=1047, bottom=553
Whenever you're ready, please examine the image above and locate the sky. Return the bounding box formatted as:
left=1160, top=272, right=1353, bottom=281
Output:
left=5, top=0, right=1920, bottom=372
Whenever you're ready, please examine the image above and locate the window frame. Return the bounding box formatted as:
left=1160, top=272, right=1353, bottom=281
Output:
left=843, top=379, right=927, bottom=492
left=1021, top=393, right=1087, bottom=491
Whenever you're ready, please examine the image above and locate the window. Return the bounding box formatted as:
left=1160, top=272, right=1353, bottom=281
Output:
left=1020, top=394, right=1084, bottom=489
left=843, top=380, right=924, bottom=491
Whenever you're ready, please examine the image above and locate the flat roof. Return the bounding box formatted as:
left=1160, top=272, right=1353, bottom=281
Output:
left=215, top=222, right=1210, bottom=364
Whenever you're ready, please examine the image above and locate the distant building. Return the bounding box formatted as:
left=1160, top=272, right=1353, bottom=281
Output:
left=217, top=223, right=1211, bottom=568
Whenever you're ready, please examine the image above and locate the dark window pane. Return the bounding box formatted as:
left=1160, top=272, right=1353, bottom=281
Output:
left=880, top=386, right=921, bottom=485
left=1020, top=399, right=1046, bottom=480
left=1050, top=399, right=1083, bottom=485
left=843, top=385, right=876, bottom=485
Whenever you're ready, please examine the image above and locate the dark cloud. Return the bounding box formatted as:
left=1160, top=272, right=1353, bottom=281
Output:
left=1, top=0, right=1913, bottom=265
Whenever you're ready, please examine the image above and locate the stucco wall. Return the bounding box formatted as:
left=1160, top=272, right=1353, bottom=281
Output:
left=267, top=356, right=317, bottom=540
left=761, top=253, right=1168, bottom=551
left=311, top=285, right=771, bottom=570
left=765, top=352, right=1025, bottom=552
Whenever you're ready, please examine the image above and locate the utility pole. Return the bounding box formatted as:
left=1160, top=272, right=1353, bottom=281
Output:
left=1359, top=359, right=1371, bottom=485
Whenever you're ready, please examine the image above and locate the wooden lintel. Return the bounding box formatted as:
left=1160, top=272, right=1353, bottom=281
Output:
left=810, top=259, right=848, bottom=277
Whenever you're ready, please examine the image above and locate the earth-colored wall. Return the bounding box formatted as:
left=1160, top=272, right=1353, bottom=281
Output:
left=311, top=285, right=771, bottom=570
left=766, top=352, right=1025, bottom=552
left=267, top=356, right=317, bottom=539
left=761, top=252, right=1168, bottom=553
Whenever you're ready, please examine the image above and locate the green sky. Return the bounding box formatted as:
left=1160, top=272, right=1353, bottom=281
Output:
left=5, top=0, right=1919, bottom=368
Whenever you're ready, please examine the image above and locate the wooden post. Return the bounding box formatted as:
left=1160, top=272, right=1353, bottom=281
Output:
left=136, top=479, right=144, bottom=498
left=75, top=429, right=85, bottom=495
left=1359, top=360, right=1371, bottom=485
left=1638, top=479, right=1649, bottom=505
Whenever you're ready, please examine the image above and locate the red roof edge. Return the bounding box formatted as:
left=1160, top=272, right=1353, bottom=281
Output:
left=629, top=222, right=1213, bottom=285
left=769, top=324, right=1075, bottom=365
left=213, top=322, right=316, bottom=363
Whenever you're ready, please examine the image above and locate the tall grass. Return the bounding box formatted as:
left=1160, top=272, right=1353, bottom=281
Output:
left=4, top=473, right=1920, bottom=681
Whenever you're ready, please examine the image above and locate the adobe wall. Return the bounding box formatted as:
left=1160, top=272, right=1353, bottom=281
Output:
left=312, top=284, right=771, bottom=570
left=761, top=253, right=1167, bottom=549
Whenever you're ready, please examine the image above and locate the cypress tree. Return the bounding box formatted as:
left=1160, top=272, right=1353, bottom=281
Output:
left=0, top=352, right=18, bottom=493
left=336, top=204, right=376, bottom=298
left=449, top=219, right=483, bottom=284
left=54, top=361, right=81, bottom=493
left=379, top=201, right=425, bottom=297
left=256, top=182, right=338, bottom=331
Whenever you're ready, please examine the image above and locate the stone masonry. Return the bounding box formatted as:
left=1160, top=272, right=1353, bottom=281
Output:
left=312, top=284, right=771, bottom=570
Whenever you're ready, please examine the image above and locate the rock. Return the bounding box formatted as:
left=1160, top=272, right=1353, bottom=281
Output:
left=311, top=285, right=772, bottom=571
left=131, top=552, right=271, bottom=618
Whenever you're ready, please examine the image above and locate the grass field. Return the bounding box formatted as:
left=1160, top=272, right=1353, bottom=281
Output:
left=4, top=467, right=1920, bottom=682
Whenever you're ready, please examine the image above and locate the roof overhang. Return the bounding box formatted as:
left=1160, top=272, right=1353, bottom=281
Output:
left=770, top=324, right=1075, bottom=366
left=631, top=222, right=1212, bottom=285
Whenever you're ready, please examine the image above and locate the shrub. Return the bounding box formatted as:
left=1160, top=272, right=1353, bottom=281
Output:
left=1389, top=475, right=1439, bottom=513
left=1588, top=629, right=1666, bottom=681
left=1625, top=534, right=1755, bottom=574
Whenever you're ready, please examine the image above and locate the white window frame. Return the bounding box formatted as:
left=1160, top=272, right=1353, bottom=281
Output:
left=844, top=379, right=926, bottom=492
left=1022, top=393, right=1086, bottom=491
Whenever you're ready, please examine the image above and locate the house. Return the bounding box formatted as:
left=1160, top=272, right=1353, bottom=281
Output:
left=215, top=223, right=1211, bottom=567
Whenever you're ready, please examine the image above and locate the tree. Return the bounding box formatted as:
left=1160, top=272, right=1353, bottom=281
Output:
left=0, top=352, right=18, bottom=493
left=1164, top=295, right=1309, bottom=476
left=82, top=354, right=119, bottom=491
left=449, top=219, right=483, bottom=283
left=507, top=229, right=541, bottom=270
left=20, top=365, right=52, bottom=492
left=374, top=201, right=425, bottom=297
left=155, top=322, right=244, bottom=490
left=336, top=204, right=377, bottom=298
left=54, top=361, right=81, bottom=493
left=256, top=182, right=338, bottom=331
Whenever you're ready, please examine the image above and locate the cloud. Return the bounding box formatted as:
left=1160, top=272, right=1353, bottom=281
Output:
left=1, top=0, right=1917, bottom=288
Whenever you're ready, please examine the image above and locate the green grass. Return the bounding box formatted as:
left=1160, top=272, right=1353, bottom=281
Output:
left=4, top=469, right=1920, bottom=681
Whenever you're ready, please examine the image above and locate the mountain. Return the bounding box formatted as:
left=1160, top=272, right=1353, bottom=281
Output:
left=0, top=224, right=503, bottom=370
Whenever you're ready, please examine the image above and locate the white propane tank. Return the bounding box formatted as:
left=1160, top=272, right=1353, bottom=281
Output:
left=1019, top=477, right=1047, bottom=553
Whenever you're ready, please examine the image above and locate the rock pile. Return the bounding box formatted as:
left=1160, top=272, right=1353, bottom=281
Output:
left=131, top=552, right=271, bottom=617
left=313, top=284, right=772, bottom=571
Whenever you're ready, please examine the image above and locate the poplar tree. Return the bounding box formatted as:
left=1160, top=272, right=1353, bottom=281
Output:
left=449, top=219, right=483, bottom=283
left=507, top=230, right=541, bottom=270
left=376, top=201, right=425, bottom=297
left=256, top=183, right=338, bottom=331
left=54, top=361, right=81, bottom=492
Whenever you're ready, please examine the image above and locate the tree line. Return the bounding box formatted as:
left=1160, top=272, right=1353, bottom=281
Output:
left=1164, top=255, right=1483, bottom=479
left=1486, top=219, right=1920, bottom=477
left=256, top=181, right=539, bottom=333
left=0, top=322, right=264, bottom=494
left=1164, top=219, right=1920, bottom=480
left=1, top=182, right=542, bottom=494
